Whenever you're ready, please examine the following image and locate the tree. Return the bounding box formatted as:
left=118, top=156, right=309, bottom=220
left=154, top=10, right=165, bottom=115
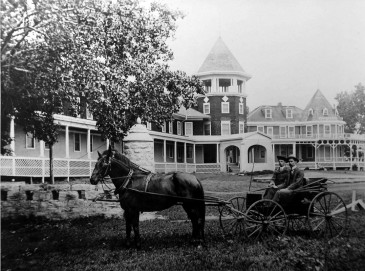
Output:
left=335, top=83, right=365, bottom=134
left=1, top=0, right=203, bottom=182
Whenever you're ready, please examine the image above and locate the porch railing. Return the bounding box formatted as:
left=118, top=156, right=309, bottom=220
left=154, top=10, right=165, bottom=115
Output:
left=0, top=156, right=96, bottom=178
left=272, top=133, right=365, bottom=140
left=155, top=163, right=221, bottom=173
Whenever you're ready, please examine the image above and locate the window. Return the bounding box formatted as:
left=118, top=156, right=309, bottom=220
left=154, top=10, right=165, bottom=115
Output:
left=239, top=103, right=244, bottom=114
left=237, top=80, right=243, bottom=93
left=45, top=142, right=50, bottom=150
left=267, top=127, right=273, bottom=136
left=257, top=126, right=264, bottom=133
left=177, top=121, right=181, bottom=135
left=169, top=121, right=172, bottom=134
left=146, top=122, right=151, bottom=130
left=221, top=121, right=230, bottom=135
left=187, top=145, right=193, bottom=159
left=86, top=105, right=93, bottom=120
left=288, top=126, right=295, bottom=138
left=308, top=108, right=314, bottom=116
left=323, top=108, right=328, bottom=116
left=26, top=132, right=35, bottom=149
left=177, top=147, right=182, bottom=159
left=203, top=103, right=210, bottom=114
left=168, top=145, right=174, bottom=158
left=239, top=122, right=244, bottom=134
left=74, top=133, right=81, bottom=152
left=162, top=122, right=166, bottom=133
left=324, top=124, right=331, bottom=136
left=203, top=79, right=211, bottom=93
left=204, top=123, right=211, bottom=135
left=265, top=108, right=272, bottom=118
left=90, top=135, right=93, bottom=153
left=280, top=126, right=286, bottom=138
left=221, top=102, right=230, bottom=113
left=286, top=109, right=293, bottom=118
left=306, top=125, right=313, bottom=137
left=185, top=122, right=193, bottom=136
left=307, top=146, right=313, bottom=158
left=219, top=78, right=231, bottom=93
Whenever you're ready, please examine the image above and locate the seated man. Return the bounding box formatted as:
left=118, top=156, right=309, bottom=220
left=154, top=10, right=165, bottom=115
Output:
left=263, top=156, right=289, bottom=200
left=272, top=154, right=305, bottom=208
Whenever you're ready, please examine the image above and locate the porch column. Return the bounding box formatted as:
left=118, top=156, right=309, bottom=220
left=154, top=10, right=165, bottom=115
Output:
left=333, top=145, right=336, bottom=170
left=184, top=142, right=186, bottom=163
left=10, top=116, right=15, bottom=155
left=65, top=125, right=69, bottom=158
left=350, top=143, right=353, bottom=170
left=216, top=144, right=219, bottom=163
left=163, top=140, right=167, bottom=163
left=40, top=140, right=45, bottom=157
left=314, top=142, right=318, bottom=169
left=87, top=129, right=91, bottom=159
left=292, top=143, right=296, bottom=156
left=193, top=144, right=196, bottom=164
left=174, top=141, right=177, bottom=163
left=106, top=138, right=110, bottom=149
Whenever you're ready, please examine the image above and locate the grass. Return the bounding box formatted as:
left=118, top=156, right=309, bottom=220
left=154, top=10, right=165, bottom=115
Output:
left=2, top=172, right=365, bottom=271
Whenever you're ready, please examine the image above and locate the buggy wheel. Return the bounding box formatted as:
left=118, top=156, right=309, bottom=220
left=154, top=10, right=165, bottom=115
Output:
left=219, top=196, right=246, bottom=237
left=244, top=199, right=288, bottom=241
left=308, top=192, right=348, bottom=238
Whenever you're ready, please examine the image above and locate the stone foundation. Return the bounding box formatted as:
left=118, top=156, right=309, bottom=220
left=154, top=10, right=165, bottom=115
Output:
left=1, top=182, right=123, bottom=220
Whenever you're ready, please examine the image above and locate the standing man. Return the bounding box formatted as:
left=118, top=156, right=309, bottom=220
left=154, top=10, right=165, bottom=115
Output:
left=272, top=154, right=305, bottom=207
left=263, top=156, right=289, bottom=200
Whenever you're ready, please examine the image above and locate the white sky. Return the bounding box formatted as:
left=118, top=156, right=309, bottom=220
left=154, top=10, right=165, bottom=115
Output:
left=158, top=0, right=365, bottom=111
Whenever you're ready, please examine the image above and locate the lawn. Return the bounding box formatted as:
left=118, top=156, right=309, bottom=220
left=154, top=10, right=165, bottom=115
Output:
left=2, top=172, right=365, bottom=271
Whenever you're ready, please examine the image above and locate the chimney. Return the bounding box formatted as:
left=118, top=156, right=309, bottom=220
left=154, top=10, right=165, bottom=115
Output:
left=277, top=102, right=282, bottom=106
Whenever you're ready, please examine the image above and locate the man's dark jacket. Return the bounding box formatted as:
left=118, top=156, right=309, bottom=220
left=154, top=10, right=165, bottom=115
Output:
left=277, top=167, right=305, bottom=190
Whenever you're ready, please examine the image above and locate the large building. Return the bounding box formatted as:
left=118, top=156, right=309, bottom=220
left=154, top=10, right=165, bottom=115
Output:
left=1, top=38, right=364, bottom=182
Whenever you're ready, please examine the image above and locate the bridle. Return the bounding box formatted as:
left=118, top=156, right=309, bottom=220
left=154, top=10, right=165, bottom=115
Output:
left=96, top=155, right=134, bottom=195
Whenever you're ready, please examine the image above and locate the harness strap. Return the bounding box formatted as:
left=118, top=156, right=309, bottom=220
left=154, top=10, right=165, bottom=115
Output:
left=144, top=173, right=154, bottom=192
left=114, top=169, right=134, bottom=195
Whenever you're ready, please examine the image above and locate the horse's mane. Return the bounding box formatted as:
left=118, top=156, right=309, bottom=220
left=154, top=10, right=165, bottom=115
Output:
left=102, top=149, right=150, bottom=173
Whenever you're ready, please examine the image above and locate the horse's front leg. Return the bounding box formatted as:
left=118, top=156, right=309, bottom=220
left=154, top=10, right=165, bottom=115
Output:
left=131, top=212, right=141, bottom=249
left=124, top=211, right=132, bottom=248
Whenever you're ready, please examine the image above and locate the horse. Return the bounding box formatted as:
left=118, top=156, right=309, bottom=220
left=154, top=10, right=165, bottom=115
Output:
left=90, top=146, right=205, bottom=248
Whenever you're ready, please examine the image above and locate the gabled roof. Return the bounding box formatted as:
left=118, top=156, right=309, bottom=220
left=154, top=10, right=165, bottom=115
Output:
left=301, top=90, right=342, bottom=121
left=196, top=37, right=251, bottom=78
left=173, top=106, right=211, bottom=121
left=247, top=105, right=303, bottom=123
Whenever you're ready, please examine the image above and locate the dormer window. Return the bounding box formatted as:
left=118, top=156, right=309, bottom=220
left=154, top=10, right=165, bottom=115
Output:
left=237, top=80, right=243, bottom=93
left=265, top=108, right=272, bottom=118
left=323, top=108, right=328, bottom=116
left=308, top=108, right=314, bottom=116
left=286, top=108, right=293, bottom=118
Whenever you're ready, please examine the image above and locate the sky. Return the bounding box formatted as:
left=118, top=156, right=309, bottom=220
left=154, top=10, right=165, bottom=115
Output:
left=157, top=0, right=365, bottom=111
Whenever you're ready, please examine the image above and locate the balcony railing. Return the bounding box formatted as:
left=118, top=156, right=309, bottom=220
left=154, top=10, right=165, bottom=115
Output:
left=272, top=133, right=365, bottom=140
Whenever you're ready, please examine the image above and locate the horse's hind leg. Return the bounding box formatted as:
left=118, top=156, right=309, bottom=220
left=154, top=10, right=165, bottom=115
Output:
left=124, top=210, right=141, bottom=248
left=183, top=204, right=205, bottom=243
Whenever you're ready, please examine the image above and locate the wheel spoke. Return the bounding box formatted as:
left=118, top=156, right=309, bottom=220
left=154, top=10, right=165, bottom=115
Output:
left=313, top=218, right=325, bottom=231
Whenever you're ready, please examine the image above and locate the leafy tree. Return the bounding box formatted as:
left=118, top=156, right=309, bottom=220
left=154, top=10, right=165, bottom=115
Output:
left=1, top=0, right=203, bottom=182
left=335, top=83, right=365, bottom=134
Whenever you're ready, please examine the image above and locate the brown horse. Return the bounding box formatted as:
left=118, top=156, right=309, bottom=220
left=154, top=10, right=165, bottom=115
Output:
left=90, top=146, right=205, bottom=248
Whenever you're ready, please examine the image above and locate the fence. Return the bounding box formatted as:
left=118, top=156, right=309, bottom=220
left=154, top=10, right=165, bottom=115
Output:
left=155, top=163, right=221, bottom=173
left=0, top=156, right=96, bottom=180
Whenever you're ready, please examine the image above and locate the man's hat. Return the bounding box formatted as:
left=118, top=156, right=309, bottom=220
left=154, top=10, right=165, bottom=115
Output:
left=287, top=154, right=299, bottom=162
left=277, top=156, right=288, bottom=162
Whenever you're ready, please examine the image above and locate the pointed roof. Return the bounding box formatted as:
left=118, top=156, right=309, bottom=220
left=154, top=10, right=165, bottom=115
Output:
left=301, top=90, right=343, bottom=121
left=197, top=37, right=251, bottom=78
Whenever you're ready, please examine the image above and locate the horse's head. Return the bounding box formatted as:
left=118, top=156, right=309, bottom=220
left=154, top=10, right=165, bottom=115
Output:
left=90, top=146, right=113, bottom=185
